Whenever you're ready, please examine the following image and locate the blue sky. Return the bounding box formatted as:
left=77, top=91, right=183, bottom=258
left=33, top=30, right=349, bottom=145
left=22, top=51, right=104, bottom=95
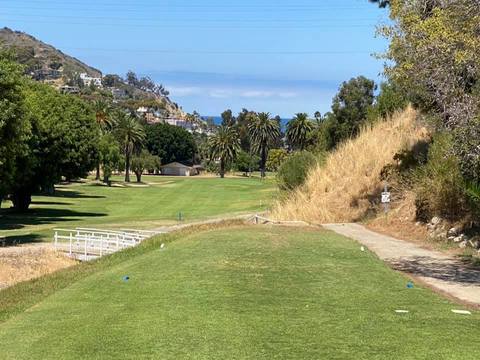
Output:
left=0, top=0, right=389, bottom=117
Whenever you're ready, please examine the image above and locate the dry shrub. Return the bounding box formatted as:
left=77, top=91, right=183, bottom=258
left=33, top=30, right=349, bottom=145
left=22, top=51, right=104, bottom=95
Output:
left=0, top=247, right=76, bottom=289
left=367, top=191, right=429, bottom=244
left=272, top=107, right=428, bottom=223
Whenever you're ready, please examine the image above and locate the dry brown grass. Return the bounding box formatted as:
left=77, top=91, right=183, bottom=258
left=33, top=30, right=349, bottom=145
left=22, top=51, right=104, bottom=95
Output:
left=367, top=191, right=430, bottom=244
left=0, top=246, right=76, bottom=289
left=272, top=107, right=428, bottom=223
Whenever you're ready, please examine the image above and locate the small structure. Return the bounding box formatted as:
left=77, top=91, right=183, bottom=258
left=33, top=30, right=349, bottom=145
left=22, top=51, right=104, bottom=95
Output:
left=80, top=73, right=102, bottom=87
left=161, top=162, right=198, bottom=177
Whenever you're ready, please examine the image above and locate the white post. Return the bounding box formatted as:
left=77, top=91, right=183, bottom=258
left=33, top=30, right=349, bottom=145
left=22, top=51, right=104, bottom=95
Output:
left=100, top=234, right=103, bottom=256
left=69, top=232, right=72, bottom=256
left=54, top=231, right=58, bottom=249
left=84, top=237, right=87, bottom=259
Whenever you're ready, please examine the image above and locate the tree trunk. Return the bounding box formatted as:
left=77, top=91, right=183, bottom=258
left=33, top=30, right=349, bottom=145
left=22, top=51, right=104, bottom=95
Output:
left=125, top=152, right=131, bottom=182
left=220, top=158, right=225, bottom=178
left=11, top=189, right=32, bottom=212
left=135, top=171, right=142, bottom=183
left=95, top=162, right=101, bottom=181
left=260, top=145, right=267, bottom=178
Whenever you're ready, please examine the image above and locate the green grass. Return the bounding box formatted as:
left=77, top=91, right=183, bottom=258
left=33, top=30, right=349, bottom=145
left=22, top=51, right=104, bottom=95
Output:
left=0, top=225, right=478, bottom=359
left=0, top=176, right=276, bottom=244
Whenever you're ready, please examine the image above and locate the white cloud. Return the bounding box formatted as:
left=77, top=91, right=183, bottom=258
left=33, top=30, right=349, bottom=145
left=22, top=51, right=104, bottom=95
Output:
left=166, top=86, right=202, bottom=96
left=209, top=89, right=232, bottom=98
left=168, top=85, right=300, bottom=100
left=278, top=92, right=298, bottom=98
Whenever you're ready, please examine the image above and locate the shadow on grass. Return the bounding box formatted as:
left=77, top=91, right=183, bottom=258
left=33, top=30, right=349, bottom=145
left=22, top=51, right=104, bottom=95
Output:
left=0, top=208, right=107, bottom=231
left=389, top=256, right=480, bottom=284
left=31, top=201, right=73, bottom=206
left=50, top=190, right=106, bottom=199
left=0, top=233, right=43, bottom=246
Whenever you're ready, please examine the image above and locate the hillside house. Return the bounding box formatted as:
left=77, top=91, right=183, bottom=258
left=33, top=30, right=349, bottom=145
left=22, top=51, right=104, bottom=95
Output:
left=80, top=73, right=102, bottom=87
left=160, top=162, right=199, bottom=177
left=32, top=68, right=62, bottom=81
left=60, top=85, right=80, bottom=94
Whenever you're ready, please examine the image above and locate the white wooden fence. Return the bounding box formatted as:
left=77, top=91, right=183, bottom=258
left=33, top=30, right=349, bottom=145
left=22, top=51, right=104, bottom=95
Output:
left=53, top=228, right=164, bottom=261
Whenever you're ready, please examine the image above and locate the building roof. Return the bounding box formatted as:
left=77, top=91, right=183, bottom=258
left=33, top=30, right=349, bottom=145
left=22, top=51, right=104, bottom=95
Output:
left=161, top=162, right=192, bottom=169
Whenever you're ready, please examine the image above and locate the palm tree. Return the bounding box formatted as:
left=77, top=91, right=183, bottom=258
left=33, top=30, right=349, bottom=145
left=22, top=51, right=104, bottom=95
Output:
left=93, top=100, right=115, bottom=130
left=208, top=125, right=240, bottom=178
left=115, top=112, right=146, bottom=182
left=248, top=112, right=280, bottom=178
left=286, top=113, right=314, bottom=151
left=93, top=100, right=115, bottom=180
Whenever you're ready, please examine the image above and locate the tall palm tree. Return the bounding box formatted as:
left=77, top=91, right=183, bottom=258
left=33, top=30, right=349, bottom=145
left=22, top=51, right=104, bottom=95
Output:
left=248, top=112, right=280, bottom=178
left=93, top=100, right=115, bottom=180
left=208, top=125, right=240, bottom=178
left=115, top=112, right=146, bottom=182
left=286, top=113, right=314, bottom=151
left=93, top=100, right=115, bottom=130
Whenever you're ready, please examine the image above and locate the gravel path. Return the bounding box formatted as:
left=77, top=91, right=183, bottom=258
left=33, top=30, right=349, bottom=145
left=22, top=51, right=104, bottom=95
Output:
left=323, top=223, right=480, bottom=306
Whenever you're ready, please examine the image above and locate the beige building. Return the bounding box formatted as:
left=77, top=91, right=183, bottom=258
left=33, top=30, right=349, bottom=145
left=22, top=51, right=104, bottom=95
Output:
left=160, top=162, right=199, bottom=177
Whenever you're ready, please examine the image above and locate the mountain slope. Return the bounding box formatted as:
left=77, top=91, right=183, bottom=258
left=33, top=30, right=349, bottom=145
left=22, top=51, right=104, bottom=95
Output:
left=0, top=27, right=101, bottom=77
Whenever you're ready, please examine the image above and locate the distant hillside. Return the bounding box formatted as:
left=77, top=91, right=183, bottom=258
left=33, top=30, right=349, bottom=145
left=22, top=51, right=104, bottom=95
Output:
left=0, top=27, right=101, bottom=78
left=0, top=27, right=185, bottom=118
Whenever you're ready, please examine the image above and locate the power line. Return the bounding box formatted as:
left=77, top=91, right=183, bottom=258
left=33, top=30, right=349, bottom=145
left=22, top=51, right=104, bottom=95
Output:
left=0, top=17, right=378, bottom=29
left=54, top=46, right=375, bottom=55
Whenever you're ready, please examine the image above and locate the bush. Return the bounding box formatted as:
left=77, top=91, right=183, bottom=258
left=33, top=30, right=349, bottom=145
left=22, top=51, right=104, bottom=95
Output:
left=414, top=133, right=468, bottom=221
left=277, top=151, right=317, bottom=191
left=266, top=149, right=288, bottom=172
left=234, top=151, right=260, bottom=175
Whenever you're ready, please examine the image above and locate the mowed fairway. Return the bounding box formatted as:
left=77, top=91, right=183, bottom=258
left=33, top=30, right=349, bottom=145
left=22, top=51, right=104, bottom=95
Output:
left=0, top=176, right=275, bottom=243
left=0, top=226, right=478, bottom=359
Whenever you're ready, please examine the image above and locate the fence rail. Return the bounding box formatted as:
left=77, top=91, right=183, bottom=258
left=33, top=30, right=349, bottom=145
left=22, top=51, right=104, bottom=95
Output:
left=53, top=228, right=164, bottom=261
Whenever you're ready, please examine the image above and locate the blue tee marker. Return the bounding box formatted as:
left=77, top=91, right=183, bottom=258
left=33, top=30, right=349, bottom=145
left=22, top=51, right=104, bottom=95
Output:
left=406, top=281, right=414, bottom=289
left=123, top=276, right=130, bottom=282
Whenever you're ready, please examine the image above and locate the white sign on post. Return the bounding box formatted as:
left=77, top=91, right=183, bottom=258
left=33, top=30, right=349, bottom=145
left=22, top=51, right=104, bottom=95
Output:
left=381, top=192, right=391, bottom=204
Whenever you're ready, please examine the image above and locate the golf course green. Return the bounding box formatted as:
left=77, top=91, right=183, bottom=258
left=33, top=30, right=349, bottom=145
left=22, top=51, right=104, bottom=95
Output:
left=0, top=176, right=276, bottom=244
left=1, top=225, right=478, bottom=359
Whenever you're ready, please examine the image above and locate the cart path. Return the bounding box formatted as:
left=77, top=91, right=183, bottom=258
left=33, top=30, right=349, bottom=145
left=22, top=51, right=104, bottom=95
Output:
left=323, top=223, right=480, bottom=306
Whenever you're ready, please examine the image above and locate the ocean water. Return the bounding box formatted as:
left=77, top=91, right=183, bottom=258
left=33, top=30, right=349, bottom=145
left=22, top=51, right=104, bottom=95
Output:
left=206, top=116, right=290, bottom=129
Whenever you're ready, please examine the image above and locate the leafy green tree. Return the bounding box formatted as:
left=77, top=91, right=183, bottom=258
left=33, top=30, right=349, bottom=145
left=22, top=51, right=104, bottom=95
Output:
left=11, top=82, right=99, bottom=210
left=0, top=54, right=30, bottom=208
left=131, top=150, right=160, bottom=182
left=146, top=123, right=196, bottom=164
left=266, top=149, right=288, bottom=172
left=248, top=112, right=280, bottom=178
left=221, top=109, right=236, bottom=127
left=235, top=108, right=255, bottom=152
left=234, top=150, right=260, bottom=176
left=286, top=113, right=315, bottom=150
left=114, top=112, right=146, bottom=182
left=379, top=0, right=480, bottom=127
left=277, top=151, right=317, bottom=191
left=329, top=76, right=376, bottom=146
left=98, top=133, right=121, bottom=186
left=208, top=125, right=240, bottom=178
left=369, top=0, right=390, bottom=7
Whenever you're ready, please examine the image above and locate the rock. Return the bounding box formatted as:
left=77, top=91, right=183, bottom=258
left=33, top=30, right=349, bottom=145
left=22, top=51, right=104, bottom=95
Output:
left=468, top=240, right=480, bottom=249
left=415, top=222, right=422, bottom=227
left=447, top=227, right=460, bottom=237
left=431, top=216, right=442, bottom=226
left=453, top=235, right=465, bottom=243
left=459, top=241, right=468, bottom=249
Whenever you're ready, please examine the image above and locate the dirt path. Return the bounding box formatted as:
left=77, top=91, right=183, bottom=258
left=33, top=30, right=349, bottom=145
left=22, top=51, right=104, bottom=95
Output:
left=323, top=223, right=480, bottom=307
